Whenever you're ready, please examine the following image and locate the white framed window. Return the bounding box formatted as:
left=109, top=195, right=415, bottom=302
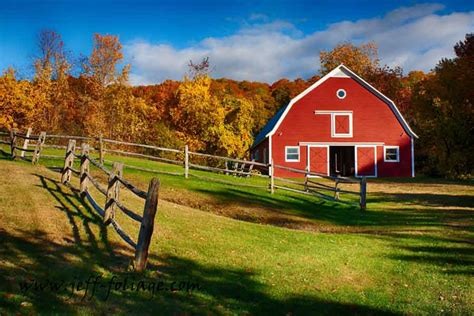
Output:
left=384, top=146, right=399, bottom=162
left=285, top=146, right=300, bottom=162
left=336, top=89, right=347, bottom=99
left=331, top=113, right=353, bottom=138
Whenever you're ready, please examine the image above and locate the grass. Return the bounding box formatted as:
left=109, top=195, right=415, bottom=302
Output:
left=0, top=147, right=473, bottom=315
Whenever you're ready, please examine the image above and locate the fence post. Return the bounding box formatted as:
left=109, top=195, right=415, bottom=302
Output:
left=98, top=134, right=105, bottom=165
left=61, top=140, right=76, bottom=184
left=269, top=160, right=274, bottom=194
left=334, top=179, right=340, bottom=200
left=20, top=127, right=32, bottom=158
left=10, top=129, right=17, bottom=159
left=304, top=167, right=309, bottom=192
left=360, top=177, right=367, bottom=210
left=134, top=178, right=160, bottom=271
left=80, top=143, right=90, bottom=194
left=184, top=144, right=189, bottom=178
left=104, top=162, right=123, bottom=225
left=32, top=132, right=46, bottom=164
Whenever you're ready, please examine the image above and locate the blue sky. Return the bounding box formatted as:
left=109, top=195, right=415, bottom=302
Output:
left=1, top=0, right=473, bottom=84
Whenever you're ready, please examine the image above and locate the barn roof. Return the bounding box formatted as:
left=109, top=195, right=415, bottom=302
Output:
left=250, top=64, right=417, bottom=149
left=251, top=106, right=286, bottom=148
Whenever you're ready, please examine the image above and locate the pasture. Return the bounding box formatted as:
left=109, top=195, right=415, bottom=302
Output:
left=0, top=148, right=472, bottom=315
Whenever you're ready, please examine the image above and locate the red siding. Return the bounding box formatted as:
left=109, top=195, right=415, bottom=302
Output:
left=271, top=77, right=413, bottom=178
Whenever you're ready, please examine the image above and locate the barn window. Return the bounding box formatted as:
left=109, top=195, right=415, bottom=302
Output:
left=254, top=149, right=260, bottom=161
left=337, top=89, right=346, bottom=99
left=331, top=113, right=353, bottom=138
left=285, top=146, right=300, bottom=162
left=384, top=146, right=399, bottom=162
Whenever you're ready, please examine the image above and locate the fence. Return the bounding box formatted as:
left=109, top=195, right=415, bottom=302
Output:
left=0, top=128, right=367, bottom=209
left=1, top=128, right=47, bottom=164
left=61, top=140, right=160, bottom=271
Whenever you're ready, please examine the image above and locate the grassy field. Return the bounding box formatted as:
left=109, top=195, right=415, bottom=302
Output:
left=0, top=148, right=473, bottom=315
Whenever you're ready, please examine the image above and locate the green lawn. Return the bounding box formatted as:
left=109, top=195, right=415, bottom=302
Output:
left=0, top=147, right=472, bottom=315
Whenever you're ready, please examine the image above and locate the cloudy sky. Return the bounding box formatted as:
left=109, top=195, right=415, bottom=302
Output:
left=1, top=1, right=473, bottom=85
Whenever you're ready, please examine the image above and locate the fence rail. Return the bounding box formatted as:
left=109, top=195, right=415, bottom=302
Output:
left=60, top=140, right=160, bottom=271
left=1, top=128, right=367, bottom=209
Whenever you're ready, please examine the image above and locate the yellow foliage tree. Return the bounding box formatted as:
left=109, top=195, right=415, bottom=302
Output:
left=319, top=42, right=379, bottom=77
left=0, top=69, right=38, bottom=129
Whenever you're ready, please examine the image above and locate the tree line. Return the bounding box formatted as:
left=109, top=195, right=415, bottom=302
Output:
left=0, top=31, right=472, bottom=178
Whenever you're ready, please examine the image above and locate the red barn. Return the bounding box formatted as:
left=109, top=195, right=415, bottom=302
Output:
left=250, top=64, right=417, bottom=178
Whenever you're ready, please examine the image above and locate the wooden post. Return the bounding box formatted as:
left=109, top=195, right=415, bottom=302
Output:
left=32, top=132, right=46, bottom=164
left=104, top=162, right=123, bottom=225
left=304, top=167, right=309, bottom=192
left=61, top=140, right=76, bottom=184
left=334, top=179, right=340, bottom=200
left=134, top=178, right=160, bottom=271
left=269, top=160, right=274, bottom=194
left=80, top=143, right=90, bottom=194
left=184, top=144, right=189, bottom=178
left=247, top=159, right=255, bottom=177
left=360, top=177, right=367, bottom=210
left=20, top=127, right=32, bottom=158
left=98, top=134, right=104, bottom=165
left=10, top=129, right=17, bottom=159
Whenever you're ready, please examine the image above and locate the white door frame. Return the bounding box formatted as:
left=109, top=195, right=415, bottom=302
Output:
left=307, top=145, right=330, bottom=177
left=355, top=145, right=377, bottom=178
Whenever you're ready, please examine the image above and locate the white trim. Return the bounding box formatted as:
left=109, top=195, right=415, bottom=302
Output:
left=331, top=113, right=353, bottom=138
left=269, top=134, right=272, bottom=167
left=307, top=145, right=330, bottom=177
left=411, top=137, right=415, bottom=178
left=332, top=68, right=351, bottom=78
left=300, top=141, right=384, bottom=146
left=285, top=146, right=300, bottom=162
left=336, top=65, right=418, bottom=138
left=314, top=110, right=353, bottom=114
left=383, top=146, right=399, bottom=163
left=355, top=145, right=377, bottom=178
left=266, top=64, right=417, bottom=140
left=336, top=89, right=347, bottom=99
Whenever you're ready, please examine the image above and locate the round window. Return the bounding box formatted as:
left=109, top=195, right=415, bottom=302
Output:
left=337, top=89, right=346, bottom=99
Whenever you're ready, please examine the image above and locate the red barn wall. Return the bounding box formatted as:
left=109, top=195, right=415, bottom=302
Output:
left=271, top=77, right=413, bottom=178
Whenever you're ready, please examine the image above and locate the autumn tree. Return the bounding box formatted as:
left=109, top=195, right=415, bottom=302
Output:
left=0, top=68, right=37, bottom=129
left=85, top=34, right=128, bottom=86
left=33, top=30, right=71, bottom=132
left=411, top=33, right=473, bottom=177
left=319, top=42, right=379, bottom=77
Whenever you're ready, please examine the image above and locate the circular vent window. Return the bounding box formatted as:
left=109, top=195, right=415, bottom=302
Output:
left=337, top=89, right=346, bottom=99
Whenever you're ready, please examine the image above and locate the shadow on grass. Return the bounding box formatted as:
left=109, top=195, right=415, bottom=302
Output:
left=192, top=187, right=473, bottom=233
left=0, top=227, right=401, bottom=315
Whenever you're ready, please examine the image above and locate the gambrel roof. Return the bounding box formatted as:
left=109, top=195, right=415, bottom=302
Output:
left=251, top=64, right=417, bottom=148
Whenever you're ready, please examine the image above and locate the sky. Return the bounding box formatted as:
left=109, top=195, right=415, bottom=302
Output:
left=1, top=0, right=473, bottom=85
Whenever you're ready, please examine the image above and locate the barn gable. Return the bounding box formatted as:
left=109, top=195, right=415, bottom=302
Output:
left=251, top=64, right=417, bottom=149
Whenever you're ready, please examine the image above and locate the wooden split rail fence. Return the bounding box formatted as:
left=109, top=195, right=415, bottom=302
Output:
left=1, top=128, right=47, bottom=164
left=61, top=140, right=160, bottom=271
left=271, top=163, right=366, bottom=209
left=1, top=128, right=367, bottom=209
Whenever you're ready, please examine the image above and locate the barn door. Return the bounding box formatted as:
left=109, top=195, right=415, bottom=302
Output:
left=309, top=146, right=329, bottom=176
left=356, top=146, right=377, bottom=177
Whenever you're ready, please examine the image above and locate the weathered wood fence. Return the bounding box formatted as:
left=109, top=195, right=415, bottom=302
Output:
left=61, top=140, right=160, bottom=271
left=1, top=129, right=46, bottom=164
left=271, top=164, right=366, bottom=209
left=0, top=128, right=367, bottom=209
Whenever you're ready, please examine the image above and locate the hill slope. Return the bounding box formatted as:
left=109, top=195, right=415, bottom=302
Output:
left=0, top=158, right=472, bottom=315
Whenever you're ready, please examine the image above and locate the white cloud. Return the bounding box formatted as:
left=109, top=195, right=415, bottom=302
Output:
left=125, top=4, right=474, bottom=85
